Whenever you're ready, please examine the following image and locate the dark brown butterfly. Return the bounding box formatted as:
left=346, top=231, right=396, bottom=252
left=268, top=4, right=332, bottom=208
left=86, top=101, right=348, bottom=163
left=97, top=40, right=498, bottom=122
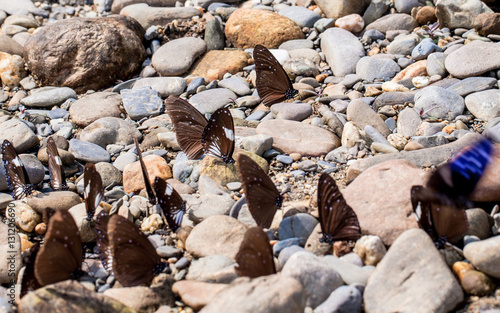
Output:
left=154, top=177, right=186, bottom=232
left=1, top=139, right=35, bottom=200
left=34, top=210, right=84, bottom=286
left=165, top=96, right=208, bottom=159
left=201, top=107, right=235, bottom=164
left=20, top=243, right=41, bottom=297
left=411, top=138, right=493, bottom=248
left=108, top=214, right=167, bottom=287
left=83, top=163, right=104, bottom=220
left=237, top=154, right=282, bottom=229
left=46, top=137, right=68, bottom=191
left=254, top=44, right=299, bottom=107
left=235, top=226, right=276, bottom=278
left=134, top=137, right=156, bottom=205
left=95, top=211, right=112, bottom=273
left=317, top=173, right=361, bottom=244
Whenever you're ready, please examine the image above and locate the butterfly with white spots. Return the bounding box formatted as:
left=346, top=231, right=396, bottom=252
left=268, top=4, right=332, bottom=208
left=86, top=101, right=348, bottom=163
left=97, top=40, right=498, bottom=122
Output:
left=154, top=177, right=186, bottom=232
left=47, top=137, right=68, bottom=191
left=201, top=107, right=235, bottom=164
left=1, top=139, right=35, bottom=200
left=83, top=163, right=104, bottom=220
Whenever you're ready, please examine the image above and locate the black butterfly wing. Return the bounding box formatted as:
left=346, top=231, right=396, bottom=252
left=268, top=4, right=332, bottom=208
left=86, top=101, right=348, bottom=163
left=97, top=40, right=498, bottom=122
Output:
left=428, top=138, right=493, bottom=198
left=34, top=210, right=83, bottom=286
left=2, top=139, right=34, bottom=200
left=201, top=108, right=235, bottom=164
left=165, top=96, right=208, bottom=159
left=317, top=173, right=361, bottom=243
left=235, top=226, right=276, bottom=278
left=254, top=44, right=298, bottom=107
left=21, top=243, right=41, bottom=297
left=95, top=211, right=112, bottom=273
left=154, top=177, right=186, bottom=232
left=108, top=215, right=163, bottom=287
left=47, top=137, right=68, bottom=191
left=83, top=163, right=104, bottom=220
left=134, top=137, right=156, bottom=205
left=237, top=154, right=282, bottom=229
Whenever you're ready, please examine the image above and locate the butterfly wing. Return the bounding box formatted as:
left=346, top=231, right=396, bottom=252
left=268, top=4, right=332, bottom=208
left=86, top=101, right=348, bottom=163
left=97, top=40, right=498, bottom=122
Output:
left=21, top=243, right=41, bottom=297
left=154, top=177, right=186, bottom=232
left=237, top=154, right=282, bottom=229
left=254, top=44, right=298, bottom=107
left=235, top=226, right=276, bottom=278
left=95, top=211, right=113, bottom=273
left=201, top=108, right=235, bottom=164
left=108, top=215, right=163, bottom=287
left=34, top=210, right=83, bottom=286
left=134, top=137, right=156, bottom=205
left=47, top=137, right=68, bottom=191
left=83, top=163, right=104, bottom=220
left=165, top=96, right=208, bottom=159
left=317, top=173, right=361, bottom=243
left=1, top=139, right=34, bottom=200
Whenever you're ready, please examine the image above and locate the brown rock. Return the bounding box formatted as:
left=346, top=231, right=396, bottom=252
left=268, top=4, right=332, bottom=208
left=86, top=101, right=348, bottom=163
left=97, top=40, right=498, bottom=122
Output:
left=412, top=6, right=437, bottom=25
left=111, top=0, right=177, bottom=14
left=343, top=159, right=429, bottom=245
left=474, top=13, right=500, bottom=36
left=24, top=15, right=146, bottom=93
left=123, top=155, right=172, bottom=194
left=172, top=281, right=228, bottom=311
left=256, top=119, right=340, bottom=157
left=453, top=262, right=496, bottom=297
left=69, top=91, right=123, bottom=128
left=189, top=50, right=251, bottom=81
left=225, top=8, right=304, bottom=49
left=18, top=280, right=136, bottom=313
left=27, top=191, right=83, bottom=214
left=392, top=60, right=427, bottom=82
left=37, top=147, right=75, bottom=165
left=0, top=35, right=23, bottom=56
left=0, top=51, right=26, bottom=87
left=315, top=0, right=371, bottom=20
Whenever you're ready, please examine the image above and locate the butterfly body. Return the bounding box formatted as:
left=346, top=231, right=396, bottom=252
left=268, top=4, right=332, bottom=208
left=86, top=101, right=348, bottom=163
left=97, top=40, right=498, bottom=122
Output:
left=154, top=177, right=186, bottom=232
left=201, top=108, right=235, bottom=164
left=83, top=163, right=104, bottom=220
left=2, top=139, right=35, bottom=200
left=46, top=137, right=68, bottom=191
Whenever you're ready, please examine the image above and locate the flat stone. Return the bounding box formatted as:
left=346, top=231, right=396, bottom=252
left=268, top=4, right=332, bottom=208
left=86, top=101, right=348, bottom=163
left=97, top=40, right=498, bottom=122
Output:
left=365, top=13, right=418, bottom=33
left=172, top=281, right=228, bottom=311
left=120, top=4, right=201, bottom=29
left=123, top=154, right=172, bottom=194
left=218, top=76, right=251, bottom=96
left=189, top=88, right=237, bottom=114
left=186, top=255, right=237, bottom=284
left=27, top=191, right=82, bottom=214
left=347, top=99, right=391, bottom=137
left=414, top=86, right=465, bottom=120
left=436, top=0, right=492, bottom=29
left=0, top=118, right=38, bottom=153
left=188, top=50, right=251, bottom=81
left=315, top=0, right=370, bottom=20
left=356, top=56, right=401, bottom=81
left=465, top=89, right=500, bottom=122
left=464, top=236, right=500, bottom=279
left=445, top=41, right=500, bottom=78
left=313, top=285, right=362, bottom=313
left=20, top=87, right=77, bottom=108
left=271, top=102, right=312, bottom=121
left=133, top=77, right=186, bottom=97
left=322, top=255, right=370, bottom=286
left=68, top=139, right=111, bottom=163
left=68, top=91, right=122, bottom=128
left=152, top=37, right=206, bottom=76
left=321, top=27, right=365, bottom=77
left=0, top=35, right=23, bottom=56
left=78, top=117, right=141, bottom=148
left=112, top=0, right=178, bottom=14
left=121, top=87, right=163, bottom=120
left=446, top=77, right=497, bottom=97
left=278, top=6, right=321, bottom=28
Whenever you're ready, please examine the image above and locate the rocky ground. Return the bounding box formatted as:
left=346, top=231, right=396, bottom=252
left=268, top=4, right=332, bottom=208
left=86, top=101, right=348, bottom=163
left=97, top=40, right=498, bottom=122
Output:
left=0, top=0, right=499, bottom=312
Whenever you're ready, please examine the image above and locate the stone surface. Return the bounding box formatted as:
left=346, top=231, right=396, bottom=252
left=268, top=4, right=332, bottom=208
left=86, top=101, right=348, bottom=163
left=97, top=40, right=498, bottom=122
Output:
left=356, top=56, right=400, bottom=82
left=152, top=37, right=206, bottom=76
left=0, top=119, right=38, bottom=153
left=444, top=41, right=500, bottom=79
left=436, top=0, right=492, bottom=29
left=315, top=0, right=370, bottom=20
left=111, top=0, right=178, bottom=14
left=347, top=99, right=391, bottom=137
left=465, top=89, right=500, bottom=122
left=321, top=27, right=365, bottom=77
left=172, top=281, right=228, bottom=311
left=189, top=50, right=251, bottom=82
left=20, top=87, right=77, bottom=108
left=78, top=117, right=141, bottom=148
left=464, top=236, right=500, bottom=279
left=473, top=12, right=500, bottom=36
left=414, top=86, right=465, bottom=120
left=123, top=154, right=172, bottom=194
left=68, top=91, right=122, bottom=128
left=365, top=13, right=419, bottom=33
left=0, top=35, right=23, bottom=56
left=0, top=52, right=25, bottom=87
left=24, top=15, right=146, bottom=93
left=132, top=77, right=186, bottom=97
left=120, top=4, right=201, bottom=30
left=313, top=285, right=363, bottom=313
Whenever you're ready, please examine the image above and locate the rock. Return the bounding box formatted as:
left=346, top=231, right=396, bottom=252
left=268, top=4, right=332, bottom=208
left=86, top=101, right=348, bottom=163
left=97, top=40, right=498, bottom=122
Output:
left=465, top=89, right=500, bottom=122
left=347, top=99, right=391, bottom=137
left=436, top=0, right=493, bottom=29
left=392, top=60, right=427, bottom=82
left=445, top=41, right=500, bottom=78
left=321, top=27, right=365, bottom=77
left=414, top=86, right=465, bottom=120
left=278, top=6, right=321, bottom=28
left=281, top=251, right=343, bottom=309
left=0, top=119, right=38, bottom=153
left=464, top=236, right=500, bottom=279
left=172, top=281, right=228, bottom=311
left=132, top=77, right=186, bottom=97
left=205, top=19, right=225, bottom=51
left=186, top=215, right=248, bottom=259
left=225, top=8, right=304, bottom=49
left=152, top=37, right=206, bottom=76
left=185, top=192, right=236, bottom=220
left=447, top=77, right=497, bottom=97
left=373, top=90, right=417, bottom=111
left=218, top=76, right=251, bottom=96
left=20, top=87, right=77, bottom=108
left=411, top=37, right=442, bottom=60
left=473, top=12, right=500, bottom=36
left=111, top=0, right=178, bottom=14
left=120, top=4, right=202, bottom=30
left=322, top=256, right=371, bottom=286
left=279, top=213, right=319, bottom=240
left=188, top=50, right=251, bottom=81
left=343, top=160, right=428, bottom=245
left=68, top=92, right=122, bottom=128
left=78, top=117, right=141, bottom=148
left=121, top=87, right=163, bottom=120
left=363, top=0, right=390, bottom=25
left=27, top=191, right=82, bottom=213
left=0, top=52, right=25, bottom=87
left=0, top=220, right=21, bottom=284
left=200, top=275, right=306, bottom=313
left=271, top=102, right=312, bottom=121
left=353, top=235, right=387, bottom=266
left=68, top=139, right=111, bottom=163
left=123, top=154, right=172, bottom=194
left=240, top=134, right=273, bottom=156
left=24, top=16, right=146, bottom=93
left=315, top=0, right=370, bottom=20
left=313, top=285, right=362, bottom=313
left=0, top=35, right=24, bottom=56
left=356, top=56, right=401, bottom=82
left=394, top=0, right=426, bottom=14
left=365, top=13, right=418, bottom=34
left=334, top=14, right=364, bottom=33
left=413, top=5, right=437, bottom=25
left=453, top=262, right=495, bottom=296
left=18, top=280, right=136, bottom=313
left=386, top=33, right=420, bottom=55
left=426, top=52, right=447, bottom=77
left=364, top=229, right=464, bottom=313
left=186, top=255, right=237, bottom=283
left=256, top=119, right=340, bottom=157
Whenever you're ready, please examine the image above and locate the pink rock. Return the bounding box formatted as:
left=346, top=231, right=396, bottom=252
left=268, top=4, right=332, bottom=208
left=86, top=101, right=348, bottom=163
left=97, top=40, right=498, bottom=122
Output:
left=334, top=14, right=364, bottom=33
left=172, top=281, right=228, bottom=311
left=392, top=60, right=427, bottom=82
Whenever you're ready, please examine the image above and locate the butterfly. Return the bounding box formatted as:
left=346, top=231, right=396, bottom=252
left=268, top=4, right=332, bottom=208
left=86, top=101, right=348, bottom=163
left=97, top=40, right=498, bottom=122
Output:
left=235, top=226, right=276, bottom=278
left=201, top=108, right=235, bottom=164
left=411, top=137, right=493, bottom=248
left=1, top=139, right=35, bottom=200
left=46, top=137, right=68, bottom=191
left=83, top=163, right=104, bottom=220
left=237, top=154, right=283, bottom=229
left=134, top=137, right=156, bottom=205
left=154, top=177, right=186, bottom=232
left=107, top=214, right=167, bottom=287
left=165, top=96, right=208, bottom=160
left=95, top=211, right=112, bottom=273
left=317, top=173, right=361, bottom=244
left=254, top=44, right=299, bottom=107
left=34, top=210, right=84, bottom=286
left=20, top=243, right=42, bottom=297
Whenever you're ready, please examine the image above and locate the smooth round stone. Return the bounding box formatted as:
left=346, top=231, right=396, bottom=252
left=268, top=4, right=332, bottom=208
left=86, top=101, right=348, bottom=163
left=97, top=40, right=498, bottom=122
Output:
left=12, top=201, right=40, bottom=232
left=278, top=245, right=306, bottom=266
left=218, top=76, right=251, bottom=96
left=120, top=87, right=162, bottom=121
left=365, top=13, right=418, bottom=33
left=353, top=235, right=387, bottom=266
left=274, top=238, right=305, bottom=257
left=465, top=89, right=500, bottom=122
left=152, top=37, right=206, bottom=76
left=445, top=41, right=500, bottom=78
left=69, top=139, right=111, bottom=163
left=283, top=58, right=319, bottom=77
left=279, top=39, right=314, bottom=51
left=447, top=77, right=497, bottom=97
left=68, top=91, right=122, bottom=128
left=321, top=27, right=364, bottom=77
left=426, top=52, right=447, bottom=77
left=175, top=257, right=190, bottom=270
left=411, top=38, right=442, bottom=60
left=278, top=6, right=320, bottom=28
left=186, top=77, right=205, bottom=96
left=386, top=33, right=420, bottom=55
left=271, top=102, right=312, bottom=121
left=205, top=19, right=225, bottom=51
left=297, top=160, right=317, bottom=172
left=156, top=245, right=182, bottom=258
left=276, top=155, right=293, bottom=164
left=464, top=236, right=500, bottom=279
left=189, top=88, right=237, bottom=114
left=356, top=56, right=401, bottom=82
left=226, top=181, right=241, bottom=191
left=290, top=170, right=305, bottom=178
left=314, top=18, right=335, bottom=33
left=95, top=162, right=122, bottom=187
left=132, top=77, right=186, bottom=97
left=279, top=213, right=319, bottom=240
left=79, top=117, right=141, bottom=148
left=0, top=119, right=38, bottom=153
left=414, top=86, right=465, bottom=120
left=20, top=87, right=76, bottom=108
left=240, top=134, right=273, bottom=156
left=314, top=285, right=362, bottom=313
left=46, top=108, right=68, bottom=120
